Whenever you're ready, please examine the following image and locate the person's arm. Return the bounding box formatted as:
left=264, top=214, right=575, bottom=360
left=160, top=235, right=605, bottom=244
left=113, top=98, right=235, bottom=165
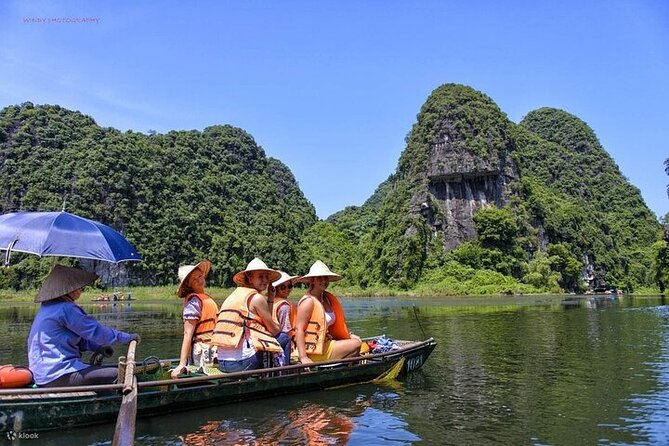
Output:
left=267, top=285, right=276, bottom=309
left=295, top=297, right=314, bottom=364
left=171, top=320, right=197, bottom=379
left=276, top=304, right=291, bottom=333
left=79, top=338, right=102, bottom=353
left=249, top=293, right=281, bottom=336
left=63, top=303, right=136, bottom=346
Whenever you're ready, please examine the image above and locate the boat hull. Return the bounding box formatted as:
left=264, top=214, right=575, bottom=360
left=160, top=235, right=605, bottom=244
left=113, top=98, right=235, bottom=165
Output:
left=0, top=338, right=436, bottom=433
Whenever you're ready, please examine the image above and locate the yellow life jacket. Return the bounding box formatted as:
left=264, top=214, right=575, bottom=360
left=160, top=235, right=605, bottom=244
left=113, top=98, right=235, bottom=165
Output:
left=297, top=291, right=350, bottom=355
left=211, top=287, right=282, bottom=353
left=272, top=298, right=296, bottom=337
left=184, top=293, right=219, bottom=343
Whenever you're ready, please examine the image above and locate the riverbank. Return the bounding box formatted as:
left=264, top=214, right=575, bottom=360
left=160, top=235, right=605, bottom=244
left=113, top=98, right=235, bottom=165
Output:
left=0, top=284, right=510, bottom=303
left=0, top=284, right=662, bottom=303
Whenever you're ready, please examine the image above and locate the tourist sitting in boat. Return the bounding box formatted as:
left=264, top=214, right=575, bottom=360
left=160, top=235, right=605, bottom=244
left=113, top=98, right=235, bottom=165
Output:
left=27, top=264, right=141, bottom=387
left=171, top=260, right=218, bottom=379
left=211, top=258, right=284, bottom=372
left=268, top=270, right=299, bottom=362
left=294, top=260, right=362, bottom=365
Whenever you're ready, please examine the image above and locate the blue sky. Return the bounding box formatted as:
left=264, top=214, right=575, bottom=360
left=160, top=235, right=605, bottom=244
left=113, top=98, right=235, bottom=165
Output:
left=1, top=1, right=667, bottom=219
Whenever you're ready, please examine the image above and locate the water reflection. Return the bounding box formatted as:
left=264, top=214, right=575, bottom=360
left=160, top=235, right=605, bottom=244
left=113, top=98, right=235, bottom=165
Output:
left=128, top=389, right=417, bottom=446
left=180, top=400, right=361, bottom=445
left=618, top=305, right=669, bottom=445
left=561, top=295, right=624, bottom=310
left=2, top=296, right=669, bottom=445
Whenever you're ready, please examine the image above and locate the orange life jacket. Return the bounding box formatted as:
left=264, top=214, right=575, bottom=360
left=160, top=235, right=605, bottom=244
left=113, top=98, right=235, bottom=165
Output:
left=184, top=293, right=219, bottom=343
left=272, top=298, right=296, bottom=336
left=210, top=287, right=282, bottom=353
left=297, top=291, right=350, bottom=355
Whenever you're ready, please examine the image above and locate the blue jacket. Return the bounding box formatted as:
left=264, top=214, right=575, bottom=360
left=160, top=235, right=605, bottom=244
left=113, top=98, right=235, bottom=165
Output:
left=27, top=299, right=133, bottom=385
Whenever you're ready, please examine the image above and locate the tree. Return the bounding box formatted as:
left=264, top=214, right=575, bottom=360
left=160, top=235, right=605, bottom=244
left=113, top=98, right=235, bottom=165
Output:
left=665, top=158, right=669, bottom=198
left=546, top=243, right=583, bottom=292
left=652, top=240, right=669, bottom=294
left=523, top=252, right=562, bottom=292
left=473, top=207, right=518, bottom=251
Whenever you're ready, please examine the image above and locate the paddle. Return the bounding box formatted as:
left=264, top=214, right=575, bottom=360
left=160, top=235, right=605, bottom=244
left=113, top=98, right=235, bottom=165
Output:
left=112, top=340, right=138, bottom=446
left=371, top=357, right=405, bottom=383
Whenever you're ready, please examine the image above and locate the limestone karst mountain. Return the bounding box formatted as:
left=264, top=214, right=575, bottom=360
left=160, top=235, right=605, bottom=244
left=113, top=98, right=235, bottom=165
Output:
left=0, top=86, right=662, bottom=292
left=327, top=84, right=661, bottom=291
left=0, top=103, right=317, bottom=287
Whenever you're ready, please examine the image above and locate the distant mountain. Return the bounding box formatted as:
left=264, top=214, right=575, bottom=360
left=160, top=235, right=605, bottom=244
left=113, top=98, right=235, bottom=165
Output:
left=0, top=87, right=662, bottom=292
left=515, top=107, right=660, bottom=289
left=0, top=103, right=317, bottom=287
left=324, top=84, right=662, bottom=292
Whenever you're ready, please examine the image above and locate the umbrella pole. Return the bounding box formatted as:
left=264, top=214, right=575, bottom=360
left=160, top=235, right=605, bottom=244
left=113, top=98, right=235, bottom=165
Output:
left=3, top=239, right=18, bottom=266
left=112, top=340, right=138, bottom=446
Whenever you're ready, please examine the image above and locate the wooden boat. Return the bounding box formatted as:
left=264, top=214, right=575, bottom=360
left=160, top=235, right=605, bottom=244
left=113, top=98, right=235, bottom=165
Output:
left=0, top=337, right=436, bottom=434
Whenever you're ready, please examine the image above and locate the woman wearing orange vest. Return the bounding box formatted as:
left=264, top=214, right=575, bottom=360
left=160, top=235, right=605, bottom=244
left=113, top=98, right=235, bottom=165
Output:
left=295, top=260, right=362, bottom=365
left=268, top=270, right=299, bottom=362
left=211, top=258, right=283, bottom=372
left=171, top=260, right=219, bottom=379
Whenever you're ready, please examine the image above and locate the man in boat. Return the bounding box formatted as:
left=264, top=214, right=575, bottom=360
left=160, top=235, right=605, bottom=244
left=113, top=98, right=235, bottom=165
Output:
left=268, top=270, right=299, bottom=363
left=211, top=258, right=285, bottom=372
left=294, top=260, right=362, bottom=365
left=27, top=265, right=141, bottom=387
left=171, top=260, right=218, bottom=379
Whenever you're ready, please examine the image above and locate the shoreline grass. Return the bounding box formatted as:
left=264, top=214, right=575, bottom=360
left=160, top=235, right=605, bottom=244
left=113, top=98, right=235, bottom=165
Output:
left=0, top=285, right=663, bottom=303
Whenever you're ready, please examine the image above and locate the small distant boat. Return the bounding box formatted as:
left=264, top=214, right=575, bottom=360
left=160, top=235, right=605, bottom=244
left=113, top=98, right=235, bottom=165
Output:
left=0, top=337, right=436, bottom=433
left=92, top=295, right=111, bottom=302
left=92, top=292, right=134, bottom=302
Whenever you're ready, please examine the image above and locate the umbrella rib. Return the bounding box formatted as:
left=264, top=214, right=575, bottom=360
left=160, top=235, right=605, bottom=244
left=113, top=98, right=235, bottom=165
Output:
left=44, top=211, right=65, bottom=257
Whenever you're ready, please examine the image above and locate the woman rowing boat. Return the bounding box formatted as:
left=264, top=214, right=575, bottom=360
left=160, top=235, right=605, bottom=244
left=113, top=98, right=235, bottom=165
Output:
left=27, top=264, right=141, bottom=387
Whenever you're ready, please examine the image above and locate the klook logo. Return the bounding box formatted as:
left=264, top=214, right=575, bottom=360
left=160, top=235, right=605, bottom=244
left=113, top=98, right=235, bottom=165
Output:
left=5, top=431, right=39, bottom=440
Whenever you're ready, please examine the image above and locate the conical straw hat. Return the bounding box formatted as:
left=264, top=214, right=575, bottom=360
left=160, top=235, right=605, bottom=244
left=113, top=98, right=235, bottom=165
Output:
left=177, top=260, right=212, bottom=298
left=297, top=260, right=342, bottom=283
left=233, top=258, right=281, bottom=287
left=35, top=264, right=98, bottom=303
left=272, top=270, right=300, bottom=288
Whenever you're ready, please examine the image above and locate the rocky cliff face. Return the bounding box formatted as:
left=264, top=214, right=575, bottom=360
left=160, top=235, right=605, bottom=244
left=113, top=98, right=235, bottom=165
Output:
left=424, top=128, right=518, bottom=250
left=402, top=84, right=519, bottom=251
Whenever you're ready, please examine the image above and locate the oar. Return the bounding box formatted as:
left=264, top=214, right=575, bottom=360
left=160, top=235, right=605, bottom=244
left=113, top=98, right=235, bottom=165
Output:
left=327, top=357, right=407, bottom=390
left=112, top=340, right=138, bottom=446
left=371, top=357, right=405, bottom=383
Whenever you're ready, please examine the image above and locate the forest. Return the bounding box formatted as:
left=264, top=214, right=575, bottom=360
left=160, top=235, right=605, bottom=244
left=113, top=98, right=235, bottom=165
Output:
left=0, top=85, right=666, bottom=294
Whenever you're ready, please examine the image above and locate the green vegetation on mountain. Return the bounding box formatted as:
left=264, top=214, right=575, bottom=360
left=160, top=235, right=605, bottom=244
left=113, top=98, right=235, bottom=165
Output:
left=0, top=103, right=317, bottom=288
left=0, top=86, right=664, bottom=294
left=654, top=160, right=669, bottom=292
left=666, top=158, right=669, bottom=197
left=514, top=109, right=661, bottom=290
left=318, top=85, right=662, bottom=293
left=358, top=85, right=517, bottom=289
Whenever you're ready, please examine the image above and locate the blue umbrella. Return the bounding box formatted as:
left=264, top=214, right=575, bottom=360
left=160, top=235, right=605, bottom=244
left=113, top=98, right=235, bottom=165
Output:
left=0, top=211, right=142, bottom=265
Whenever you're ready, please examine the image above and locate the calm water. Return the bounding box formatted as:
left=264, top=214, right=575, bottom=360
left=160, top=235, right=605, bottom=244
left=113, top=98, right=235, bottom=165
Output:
left=2, top=295, right=669, bottom=445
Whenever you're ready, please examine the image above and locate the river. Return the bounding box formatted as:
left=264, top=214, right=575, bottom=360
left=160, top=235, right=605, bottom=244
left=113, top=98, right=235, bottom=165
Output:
left=1, top=294, right=668, bottom=445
